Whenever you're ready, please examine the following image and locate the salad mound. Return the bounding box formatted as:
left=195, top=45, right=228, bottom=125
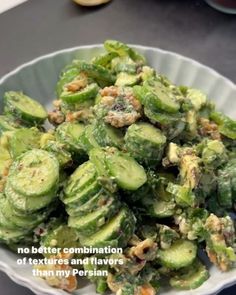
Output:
left=0, top=40, right=235, bottom=294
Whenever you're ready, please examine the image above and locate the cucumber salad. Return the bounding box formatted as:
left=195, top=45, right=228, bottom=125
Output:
left=0, top=40, right=236, bottom=294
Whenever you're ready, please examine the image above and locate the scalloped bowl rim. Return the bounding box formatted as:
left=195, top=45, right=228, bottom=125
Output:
left=0, top=44, right=235, bottom=295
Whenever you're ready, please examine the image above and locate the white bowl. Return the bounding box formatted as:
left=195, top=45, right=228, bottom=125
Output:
left=0, top=45, right=236, bottom=295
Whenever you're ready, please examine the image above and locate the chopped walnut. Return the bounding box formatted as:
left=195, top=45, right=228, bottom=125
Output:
left=125, top=93, right=142, bottom=112
left=65, top=73, right=88, bottom=93
left=65, top=109, right=94, bottom=123
left=99, top=86, right=142, bottom=127
left=139, top=284, right=156, bottom=295
left=100, top=86, right=119, bottom=97
left=105, top=111, right=141, bottom=128
left=101, top=96, right=116, bottom=106
left=48, top=110, right=65, bottom=125
left=53, top=99, right=62, bottom=110
left=199, top=117, right=221, bottom=140
left=126, top=239, right=157, bottom=261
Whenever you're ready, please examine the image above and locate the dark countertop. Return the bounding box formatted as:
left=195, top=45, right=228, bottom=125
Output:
left=0, top=0, right=235, bottom=294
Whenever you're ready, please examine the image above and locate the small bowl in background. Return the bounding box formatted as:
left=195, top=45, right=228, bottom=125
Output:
left=205, top=0, right=236, bottom=14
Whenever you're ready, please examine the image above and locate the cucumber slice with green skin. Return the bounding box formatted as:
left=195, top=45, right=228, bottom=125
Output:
left=68, top=197, right=120, bottom=236
left=55, top=122, right=85, bottom=155
left=91, top=52, right=118, bottom=68
left=4, top=92, right=47, bottom=125
left=79, top=124, right=101, bottom=152
left=89, top=148, right=108, bottom=177
left=115, top=73, right=140, bottom=87
left=170, top=260, right=209, bottom=290
left=60, top=83, right=99, bottom=104
left=0, top=225, right=29, bottom=244
left=92, top=122, right=124, bottom=149
left=72, top=60, right=116, bottom=87
left=210, top=113, right=234, bottom=139
left=104, top=40, right=146, bottom=64
left=79, top=207, right=136, bottom=248
left=125, top=123, right=166, bottom=148
left=105, top=151, right=147, bottom=190
left=133, top=85, right=147, bottom=104
left=60, top=99, right=94, bottom=115
left=64, top=161, right=97, bottom=197
left=43, top=140, right=72, bottom=168
left=1, top=198, right=49, bottom=230
left=0, top=198, right=19, bottom=230
left=9, top=128, right=42, bottom=159
left=111, top=56, right=138, bottom=74
left=5, top=182, right=56, bottom=213
left=89, top=148, right=118, bottom=192
left=8, top=149, right=59, bottom=198
left=143, top=80, right=180, bottom=113
left=144, top=107, right=181, bottom=126
left=0, top=115, right=20, bottom=135
left=151, top=199, right=176, bottom=218
left=41, top=224, right=79, bottom=253
left=125, top=122, right=166, bottom=165
left=159, top=240, right=197, bottom=269
left=210, top=111, right=236, bottom=139
left=66, top=190, right=111, bottom=216
left=56, top=67, right=80, bottom=96
left=63, top=180, right=101, bottom=207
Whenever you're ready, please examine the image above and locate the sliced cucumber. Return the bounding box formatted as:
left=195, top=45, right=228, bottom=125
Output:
left=159, top=240, right=197, bottom=269
left=9, top=128, right=42, bottom=159
left=0, top=115, right=19, bottom=135
left=0, top=225, right=28, bottom=244
left=91, top=52, right=118, bottom=68
left=79, top=207, right=136, bottom=248
left=1, top=198, right=47, bottom=229
left=42, top=140, right=72, bottom=167
left=105, top=151, right=147, bottom=190
left=79, top=124, right=101, bottom=152
left=144, top=107, right=181, bottom=126
left=8, top=149, right=59, bottom=198
left=104, top=40, right=146, bottom=64
left=60, top=83, right=99, bottom=103
left=64, top=161, right=97, bottom=197
left=115, top=72, right=140, bottom=86
left=152, top=199, right=176, bottom=218
left=5, top=182, right=56, bottom=213
left=63, top=180, right=101, bottom=207
left=170, top=260, right=209, bottom=290
left=0, top=197, right=18, bottom=229
left=72, top=60, right=115, bottom=87
left=56, top=67, right=80, bottom=96
left=111, top=56, right=137, bottom=74
left=93, top=122, right=124, bottom=148
left=89, top=148, right=108, bottom=177
left=68, top=197, right=119, bottom=235
left=41, top=224, right=79, bottom=251
left=125, top=122, right=166, bottom=166
left=4, top=91, right=47, bottom=124
left=143, top=80, right=180, bottom=113
left=66, top=190, right=111, bottom=216
left=55, top=122, right=85, bottom=155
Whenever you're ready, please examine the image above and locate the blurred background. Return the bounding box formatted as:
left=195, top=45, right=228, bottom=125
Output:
left=0, top=0, right=235, bottom=294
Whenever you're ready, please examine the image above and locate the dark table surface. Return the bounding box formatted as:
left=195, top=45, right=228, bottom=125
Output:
left=0, top=0, right=235, bottom=294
